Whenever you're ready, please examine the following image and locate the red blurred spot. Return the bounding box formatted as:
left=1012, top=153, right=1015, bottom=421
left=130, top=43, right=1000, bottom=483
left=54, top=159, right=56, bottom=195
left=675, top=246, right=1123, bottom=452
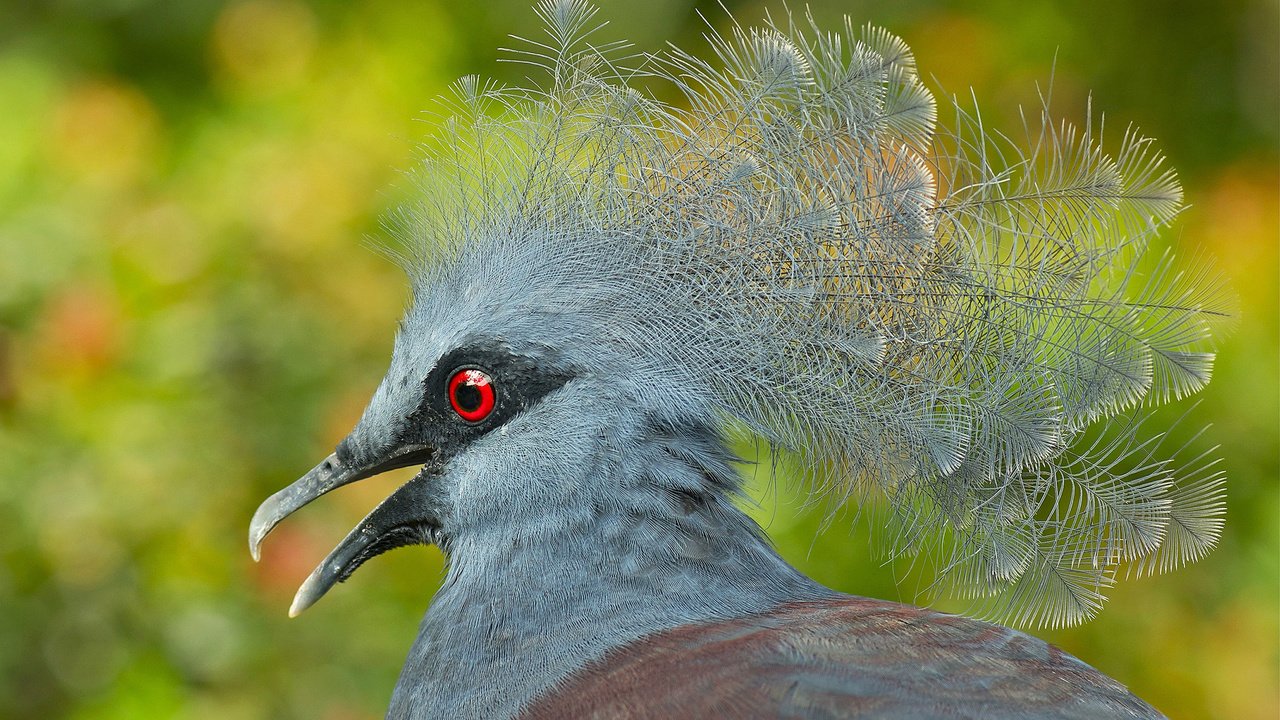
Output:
left=38, top=286, right=122, bottom=375
left=252, top=522, right=329, bottom=600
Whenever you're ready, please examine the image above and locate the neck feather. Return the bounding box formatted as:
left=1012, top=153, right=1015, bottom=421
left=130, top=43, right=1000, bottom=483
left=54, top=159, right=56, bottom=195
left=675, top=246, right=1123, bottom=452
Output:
left=389, top=415, right=826, bottom=719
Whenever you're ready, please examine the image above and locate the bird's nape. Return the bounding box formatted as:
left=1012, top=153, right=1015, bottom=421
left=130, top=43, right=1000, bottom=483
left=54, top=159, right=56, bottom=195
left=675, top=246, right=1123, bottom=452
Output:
left=248, top=1, right=1231, bottom=717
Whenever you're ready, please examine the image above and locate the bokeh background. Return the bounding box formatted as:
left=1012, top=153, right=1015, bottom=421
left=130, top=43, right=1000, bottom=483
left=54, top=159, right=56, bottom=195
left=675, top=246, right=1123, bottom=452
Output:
left=0, top=0, right=1276, bottom=718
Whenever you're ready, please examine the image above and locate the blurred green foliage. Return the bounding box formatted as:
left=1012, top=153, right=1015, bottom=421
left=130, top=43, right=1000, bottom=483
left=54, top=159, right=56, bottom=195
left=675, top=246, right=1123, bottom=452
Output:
left=0, top=0, right=1275, bottom=718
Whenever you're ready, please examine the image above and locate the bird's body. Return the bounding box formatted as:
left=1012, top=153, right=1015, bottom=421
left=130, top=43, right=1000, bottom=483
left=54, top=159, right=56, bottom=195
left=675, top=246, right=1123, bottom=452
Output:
left=249, top=1, right=1230, bottom=717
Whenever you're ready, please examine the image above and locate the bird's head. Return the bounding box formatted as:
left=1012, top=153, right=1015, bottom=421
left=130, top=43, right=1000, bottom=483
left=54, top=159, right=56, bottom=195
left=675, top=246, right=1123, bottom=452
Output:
left=248, top=221, right=686, bottom=615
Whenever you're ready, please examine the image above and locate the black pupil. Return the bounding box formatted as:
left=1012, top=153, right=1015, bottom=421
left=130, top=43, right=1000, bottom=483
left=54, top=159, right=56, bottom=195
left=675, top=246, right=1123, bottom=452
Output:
left=454, top=381, right=482, bottom=412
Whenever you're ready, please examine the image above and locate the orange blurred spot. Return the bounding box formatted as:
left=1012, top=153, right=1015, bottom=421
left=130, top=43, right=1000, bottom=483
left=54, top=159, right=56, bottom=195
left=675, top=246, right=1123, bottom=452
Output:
left=912, top=14, right=996, bottom=95
left=322, top=384, right=376, bottom=448
left=912, top=13, right=1087, bottom=123
left=1192, top=163, right=1279, bottom=269
left=46, top=79, right=161, bottom=190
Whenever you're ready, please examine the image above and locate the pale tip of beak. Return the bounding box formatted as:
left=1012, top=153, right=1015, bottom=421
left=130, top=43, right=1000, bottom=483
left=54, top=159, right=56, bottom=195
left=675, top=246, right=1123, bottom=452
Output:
left=288, top=567, right=327, bottom=617
left=288, top=587, right=310, bottom=618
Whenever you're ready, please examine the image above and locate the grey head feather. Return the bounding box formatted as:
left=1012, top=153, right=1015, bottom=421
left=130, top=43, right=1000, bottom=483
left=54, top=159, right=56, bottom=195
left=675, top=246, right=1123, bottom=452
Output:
left=371, top=0, right=1232, bottom=628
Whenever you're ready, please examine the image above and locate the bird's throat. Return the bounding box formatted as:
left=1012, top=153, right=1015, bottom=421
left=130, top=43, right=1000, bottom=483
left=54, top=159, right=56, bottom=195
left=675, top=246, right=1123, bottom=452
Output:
left=388, top=434, right=825, bottom=719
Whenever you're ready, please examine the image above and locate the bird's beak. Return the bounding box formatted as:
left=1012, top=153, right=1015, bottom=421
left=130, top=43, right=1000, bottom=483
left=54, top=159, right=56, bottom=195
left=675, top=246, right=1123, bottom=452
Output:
left=287, top=469, right=441, bottom=616
left=248, top=442, right=438, bottom=614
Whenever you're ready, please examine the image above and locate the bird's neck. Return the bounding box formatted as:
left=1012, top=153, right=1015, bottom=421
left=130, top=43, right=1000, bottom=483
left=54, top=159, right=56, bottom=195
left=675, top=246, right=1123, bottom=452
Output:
left=388, top=417, right=826, bottom=719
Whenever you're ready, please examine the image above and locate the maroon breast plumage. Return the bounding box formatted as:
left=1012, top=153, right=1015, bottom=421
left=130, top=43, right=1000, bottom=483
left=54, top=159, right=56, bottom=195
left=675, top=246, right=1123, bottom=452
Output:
left=521, top=597, right=1162, bottom=719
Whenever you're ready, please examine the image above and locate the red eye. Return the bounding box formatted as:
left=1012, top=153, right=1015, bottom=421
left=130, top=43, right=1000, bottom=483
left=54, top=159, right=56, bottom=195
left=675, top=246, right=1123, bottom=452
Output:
left=447, top=368, right=496, bottom=422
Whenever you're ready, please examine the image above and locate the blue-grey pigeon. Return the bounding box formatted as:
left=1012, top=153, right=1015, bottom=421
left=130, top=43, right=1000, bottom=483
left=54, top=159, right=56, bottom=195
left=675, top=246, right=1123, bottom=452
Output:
left=249, top=2, right=1231, bottom=717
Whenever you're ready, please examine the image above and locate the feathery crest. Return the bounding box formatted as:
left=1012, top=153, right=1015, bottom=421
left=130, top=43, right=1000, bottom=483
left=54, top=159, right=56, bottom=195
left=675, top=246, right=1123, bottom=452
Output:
left=390, top=0, right=1231, bottom=627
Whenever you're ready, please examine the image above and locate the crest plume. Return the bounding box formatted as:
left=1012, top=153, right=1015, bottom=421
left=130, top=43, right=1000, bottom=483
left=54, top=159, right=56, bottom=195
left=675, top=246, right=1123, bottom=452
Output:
left=389, top=0, right=1231, bottom=628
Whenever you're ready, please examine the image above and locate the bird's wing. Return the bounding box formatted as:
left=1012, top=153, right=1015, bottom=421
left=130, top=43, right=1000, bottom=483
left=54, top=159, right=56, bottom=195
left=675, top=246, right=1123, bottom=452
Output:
left=519, top=597, right=1163, bottom=719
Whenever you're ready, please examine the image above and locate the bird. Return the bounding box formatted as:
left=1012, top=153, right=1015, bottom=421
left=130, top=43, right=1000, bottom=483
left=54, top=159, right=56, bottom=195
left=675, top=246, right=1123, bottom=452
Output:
left=248, top=1, right=1232, bottom=717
